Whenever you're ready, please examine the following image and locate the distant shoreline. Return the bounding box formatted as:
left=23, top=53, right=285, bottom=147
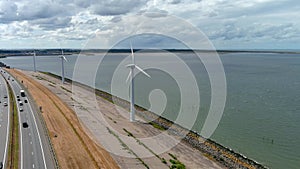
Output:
left=0, top=49, right=299, bottom=57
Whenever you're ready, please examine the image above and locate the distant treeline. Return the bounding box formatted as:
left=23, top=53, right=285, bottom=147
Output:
left=0, top=48, right=299, bottom=57
left=0, top=49, right=80, bottom=57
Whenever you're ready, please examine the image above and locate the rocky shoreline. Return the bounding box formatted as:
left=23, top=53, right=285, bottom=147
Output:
left=44, top=71, right=268, bottom=169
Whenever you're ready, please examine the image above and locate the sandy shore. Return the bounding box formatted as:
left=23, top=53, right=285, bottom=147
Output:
left=10, top=69, right=225, bottom=169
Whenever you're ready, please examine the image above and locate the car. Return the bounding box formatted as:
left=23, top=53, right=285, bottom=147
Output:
left=20, top=90, right=26, bottom=97
left=19, top=107, right=23, bottom=112
left=3, top=95, right=7, bottom=98
left=22, top=122, right=29, bottom=128
left=3, top=102, right=7, bottom=106
left=0, top=162, right=3, bottom=169
left=17, top=98, right=21, bottom=101
left=19, top=101, right=23, bottom=106
left=16, top=95, right=20, bottom=98
left=24, top=99, right=28, bottom=103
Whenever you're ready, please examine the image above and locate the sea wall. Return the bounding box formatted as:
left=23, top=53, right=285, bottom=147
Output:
left=43, top=72, right=268, bottom=169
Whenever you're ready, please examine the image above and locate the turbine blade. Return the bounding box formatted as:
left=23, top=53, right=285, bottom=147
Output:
left=135, top=65, right=150, bottom=78
left=130, top=42, right=135, bottom=64
left=126, top=72, right=131, bottom=83
left=63, top=56, right=68, bottom=62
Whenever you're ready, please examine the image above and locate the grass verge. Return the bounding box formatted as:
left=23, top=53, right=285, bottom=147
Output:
left=107, top=127, right=149, bottom=169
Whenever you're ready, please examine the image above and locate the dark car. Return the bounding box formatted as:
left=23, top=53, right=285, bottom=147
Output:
left=24, top=99, right=28, bottom=103
left=22, top=122, right=29, bottom=128
left=0, top=162, right=3, bottom=169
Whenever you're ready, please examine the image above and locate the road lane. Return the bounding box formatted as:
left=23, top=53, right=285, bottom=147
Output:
left=2, top=69, right=55, bottom=169
left=0, top=70, right=10, bottom=169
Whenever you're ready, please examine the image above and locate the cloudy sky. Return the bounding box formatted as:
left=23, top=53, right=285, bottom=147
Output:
left=0, top=0, right=299, bottom=49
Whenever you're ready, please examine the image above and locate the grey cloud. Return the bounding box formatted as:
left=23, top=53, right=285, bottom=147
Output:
left=74, top=0, right=92, bottom=8
left=91, top=0, right=148, bottom=16
left=213, top=0, right=300, bottom=20
left=0, top=1, right=18, bottom=23
left=110, top=16, right=122, bottom=23
left=18, top=2, right=67, bottom=20
left=0, top=0, right=74, bottom=23
left=251, top=23, right=299, bottom=40
left=209, top=22, right=299, bottom=41
left=209, top=23, right=245, bottom=40
left=168, top=0, right=181, bottom=4
left=142, top=8, right=168, bottom=18
left=31, top=17, right=72, bottom=29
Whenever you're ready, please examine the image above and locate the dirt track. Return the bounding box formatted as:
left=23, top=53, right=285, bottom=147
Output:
left=7, top=69, right=119, bottom=169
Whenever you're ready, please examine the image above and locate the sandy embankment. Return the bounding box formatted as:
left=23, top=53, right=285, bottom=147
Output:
left=7, top=69, right=119, bottom=169
left=9, top=69, right=224, bottom=169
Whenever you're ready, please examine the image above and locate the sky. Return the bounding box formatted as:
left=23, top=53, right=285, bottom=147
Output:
left=0, top=0, right=299, bottom=50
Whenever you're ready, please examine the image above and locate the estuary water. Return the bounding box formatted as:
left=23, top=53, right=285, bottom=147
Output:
left=1, top=51, right=300, bottom=169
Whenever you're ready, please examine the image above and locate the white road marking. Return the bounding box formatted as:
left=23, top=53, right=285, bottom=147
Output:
left=14, top=76, right=48, bottom=169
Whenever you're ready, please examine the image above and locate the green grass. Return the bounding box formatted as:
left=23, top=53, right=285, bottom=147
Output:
left=168, top=153, right=185, bottom=169
left=107, top=127, right=149, bottom=169
left=7, top=81, right=19, bottom=169
left=33, top=75, right=56, bottom=85
left=161, top=158, right=167, bottom=164
left=169, top=159, right=185, bottom=169
left=149, top=121, right=166, bottom=131
left=168, top=153, right=178, bottom=160
left=60, top=86, right=72, bottom=93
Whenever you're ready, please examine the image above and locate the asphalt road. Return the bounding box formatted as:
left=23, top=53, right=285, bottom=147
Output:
left=1, top=69, right=55, bottom=169
left=0, top=71, right=10, bottom=169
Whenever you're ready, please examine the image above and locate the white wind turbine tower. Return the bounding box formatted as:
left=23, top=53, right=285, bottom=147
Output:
left=33, top=50, right=37, bottom=72
left=126, top=44, right=151, bottom=122
left=59, top=50, right=68, bottom=83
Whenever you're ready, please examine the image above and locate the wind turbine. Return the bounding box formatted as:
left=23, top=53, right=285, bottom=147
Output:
left=59, top=50, right=68, bottom=83
left=33, top=50, right=37, bottom=72
left=126, top=44, right=150, bottom=122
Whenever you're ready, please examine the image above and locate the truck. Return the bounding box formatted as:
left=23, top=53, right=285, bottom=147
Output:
left=20, top=90, right=26, bottom=97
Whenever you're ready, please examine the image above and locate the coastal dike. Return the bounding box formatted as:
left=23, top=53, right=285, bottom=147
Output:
left=39, top=71, right=267, bottom=169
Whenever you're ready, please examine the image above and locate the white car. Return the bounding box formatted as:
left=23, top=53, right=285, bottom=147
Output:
left=3, top=102, right=7, bottom=106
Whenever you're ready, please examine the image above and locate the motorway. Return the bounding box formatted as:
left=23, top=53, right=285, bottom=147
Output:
left=1, top=69, right=55, bottom=169
left=0, top=71, right=10, bottom=169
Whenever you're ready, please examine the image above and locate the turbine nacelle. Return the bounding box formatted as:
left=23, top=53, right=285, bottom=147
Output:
left=59, top=55, right=68, bottom=62
left=59, top=50, right=68, bottom=61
